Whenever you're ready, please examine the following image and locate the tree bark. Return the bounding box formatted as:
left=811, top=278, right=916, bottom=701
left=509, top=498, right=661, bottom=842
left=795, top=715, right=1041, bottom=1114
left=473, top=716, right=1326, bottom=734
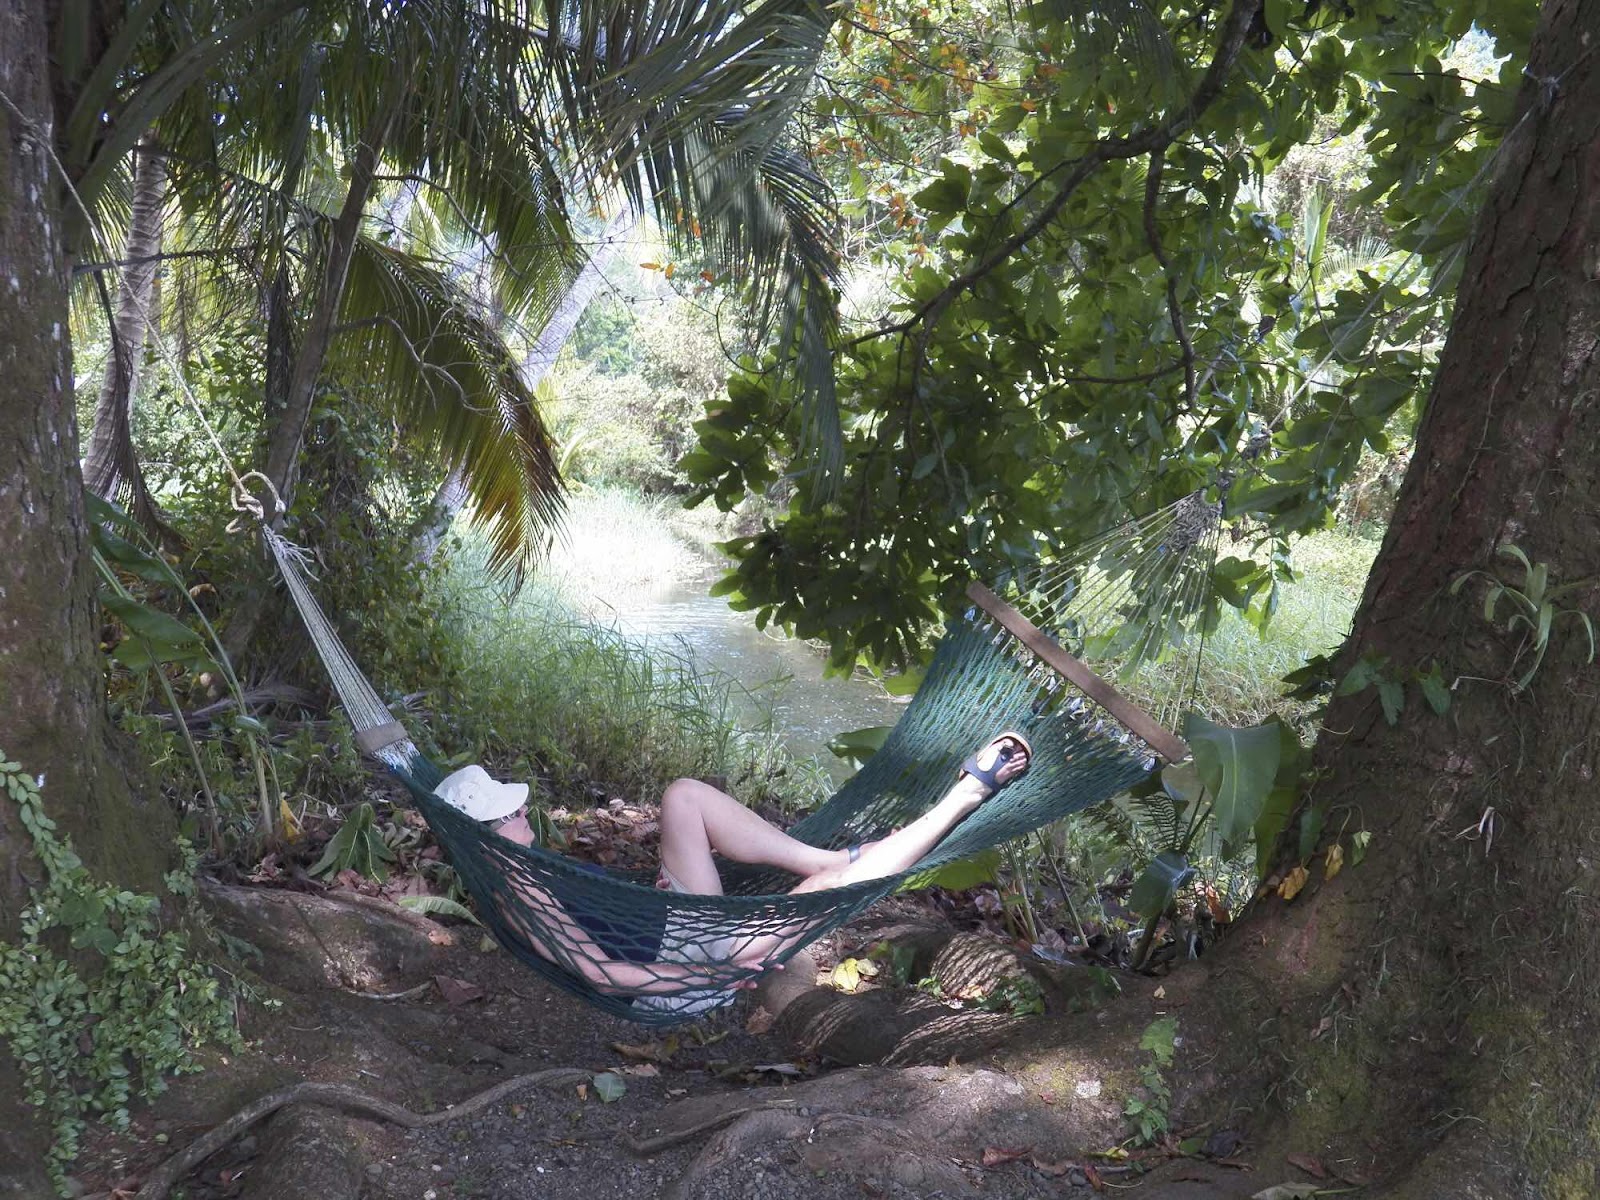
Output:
left=1212, top=1, right=1600, bottom=1189
left=1, top=2, right=173, bottom=1192
left=260, top=95, right=399, bottom=517
left=83, top=134, right=168, bottom=518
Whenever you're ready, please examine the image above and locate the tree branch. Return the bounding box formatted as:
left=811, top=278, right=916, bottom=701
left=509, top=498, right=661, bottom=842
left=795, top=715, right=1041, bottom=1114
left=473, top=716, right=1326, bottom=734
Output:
left=1143, top=150, right=1196, bottom=406
left=904, top=0, right=1264, bottom=388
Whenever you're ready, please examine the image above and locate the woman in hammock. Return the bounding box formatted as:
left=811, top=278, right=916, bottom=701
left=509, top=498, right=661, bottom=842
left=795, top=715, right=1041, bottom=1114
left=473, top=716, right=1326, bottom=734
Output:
left=435, top=732, right=1031, bottom=1009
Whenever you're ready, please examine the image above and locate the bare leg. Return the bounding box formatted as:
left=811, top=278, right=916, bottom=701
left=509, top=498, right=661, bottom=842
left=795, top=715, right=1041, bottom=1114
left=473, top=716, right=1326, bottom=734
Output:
left=657, top=777, right=847, bottom=894
left=790, top=735, right=1029, bottom=893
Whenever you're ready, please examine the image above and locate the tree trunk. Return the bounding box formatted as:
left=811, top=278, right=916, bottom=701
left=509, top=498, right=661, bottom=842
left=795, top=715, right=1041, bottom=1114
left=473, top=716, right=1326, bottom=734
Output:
left=83, top=134, right=168, bottom=519
left=1, top=3, right=172, bottom=1192
left=260, top=96, right=399, bottom=517
left=1211, top=1, right=1600, bottom=1189
left=409, top=207, right=635, bottom=562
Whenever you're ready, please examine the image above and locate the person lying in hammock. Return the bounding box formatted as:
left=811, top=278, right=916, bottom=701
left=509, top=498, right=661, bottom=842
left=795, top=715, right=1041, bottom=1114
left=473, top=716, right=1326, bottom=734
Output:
left=432, top=732, right=1031, bottom=1011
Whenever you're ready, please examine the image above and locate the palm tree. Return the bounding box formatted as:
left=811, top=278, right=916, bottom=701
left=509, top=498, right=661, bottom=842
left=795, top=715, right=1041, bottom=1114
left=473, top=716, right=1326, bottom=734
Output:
left=81, top=0, right=845, bottom=581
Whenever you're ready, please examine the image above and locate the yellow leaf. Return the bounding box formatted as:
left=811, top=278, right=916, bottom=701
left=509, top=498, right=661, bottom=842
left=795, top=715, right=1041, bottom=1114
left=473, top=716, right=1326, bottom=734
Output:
left=640, top=261, right=661, bottom=271
left=1279, top=865, right=1310, bottom=901
left=831, top=958, right=862, bottom=992
left=278, top=798, right=300, bottom=839
left=1324, top=842, right=1345, bottom=881
left=664, top=262, right=675, bottom=280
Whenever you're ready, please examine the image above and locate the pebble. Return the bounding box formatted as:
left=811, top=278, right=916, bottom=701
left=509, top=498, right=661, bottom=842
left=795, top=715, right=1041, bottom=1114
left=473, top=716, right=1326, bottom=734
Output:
left=365, top=1164, right=384, bottom=1179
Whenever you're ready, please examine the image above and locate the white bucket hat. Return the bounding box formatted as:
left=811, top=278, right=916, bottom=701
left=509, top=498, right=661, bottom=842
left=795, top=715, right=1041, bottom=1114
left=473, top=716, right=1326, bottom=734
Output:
left=433, top=765, right=528, bottom=823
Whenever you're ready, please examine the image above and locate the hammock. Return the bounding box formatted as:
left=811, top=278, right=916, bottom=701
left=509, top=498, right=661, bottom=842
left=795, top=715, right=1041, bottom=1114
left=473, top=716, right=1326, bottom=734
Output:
left=271, top=492, right=1219, bottom=1024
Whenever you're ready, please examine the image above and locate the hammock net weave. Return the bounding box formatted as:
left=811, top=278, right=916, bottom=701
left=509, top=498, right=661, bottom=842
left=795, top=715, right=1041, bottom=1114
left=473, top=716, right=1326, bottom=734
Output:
left=270, top=492, right=1218, bottom=1023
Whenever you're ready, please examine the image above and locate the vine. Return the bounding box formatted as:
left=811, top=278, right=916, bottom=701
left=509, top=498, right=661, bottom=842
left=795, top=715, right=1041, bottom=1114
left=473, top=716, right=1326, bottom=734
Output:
left=0, top=753, right=239, bottom=1191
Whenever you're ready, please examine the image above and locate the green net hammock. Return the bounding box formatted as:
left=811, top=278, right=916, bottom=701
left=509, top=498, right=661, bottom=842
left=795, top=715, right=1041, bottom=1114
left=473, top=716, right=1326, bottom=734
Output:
left=269, top=493, right=1218, bottom=1024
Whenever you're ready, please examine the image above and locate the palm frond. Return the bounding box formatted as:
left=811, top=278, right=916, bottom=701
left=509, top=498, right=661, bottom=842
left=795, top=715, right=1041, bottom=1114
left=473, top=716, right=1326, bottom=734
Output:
left=331, top=238, right=567, bottom=582
left=638, top=122, right=842, bottom=479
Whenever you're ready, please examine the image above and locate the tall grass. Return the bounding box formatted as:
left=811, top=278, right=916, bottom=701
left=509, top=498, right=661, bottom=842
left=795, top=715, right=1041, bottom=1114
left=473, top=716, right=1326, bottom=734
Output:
left=1187, top=532, right=1378, bottom=729
left=1115, top=530, right=1378, bottom=734
left=538, top=486, right=719, bottom=614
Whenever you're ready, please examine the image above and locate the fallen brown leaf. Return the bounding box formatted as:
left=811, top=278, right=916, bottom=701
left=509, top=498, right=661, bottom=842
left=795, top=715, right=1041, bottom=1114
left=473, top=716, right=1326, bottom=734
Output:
left=745, top=1005, right=776, bottom=1035
left=1084, top=1162, right=1105, bottom=1191
left=1286, top=1152, right=1328, bottom=1178
left=1278, top=866, right=1310, bottom=901
left=1308, top=1016, right=1334, bottom=1040
left=1030, top=1155, right=1073, bottom=1177
left=619, top=1063, right=660, bottom=1077
left=981, top=1146, right=1032, bottom=1168
left=433, top=976, right=485, bottom=1006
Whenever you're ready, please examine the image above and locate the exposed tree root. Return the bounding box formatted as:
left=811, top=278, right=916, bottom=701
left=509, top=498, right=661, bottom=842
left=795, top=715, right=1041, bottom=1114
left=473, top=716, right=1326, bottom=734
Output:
left=623, top=1099, right=800, bottom=1155
left=133, top=1068, right=589, bottom=1200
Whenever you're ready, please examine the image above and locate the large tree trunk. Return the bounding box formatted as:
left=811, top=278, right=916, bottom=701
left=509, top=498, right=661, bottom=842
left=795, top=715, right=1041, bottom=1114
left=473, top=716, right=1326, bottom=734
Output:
left=1214, top=1, right=1600, bottom=1189
left=1, top=2, right=173, bottom=1192
left=83, top=134, right=169, bottom=522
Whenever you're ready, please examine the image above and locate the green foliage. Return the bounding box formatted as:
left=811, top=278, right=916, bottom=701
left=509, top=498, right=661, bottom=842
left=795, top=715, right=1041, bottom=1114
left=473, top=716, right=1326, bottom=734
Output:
left=398, top=894, right=483, bottom=926
left=693, top=0, right=1535, bottom=669
left=1450, top=544, right=1597, bottom=691
left=899, top=848, right=1001, bottom=894
left=827, top=724, right=894, bottom=768
left=0, top=756, right=239, bottom=1192
left=430, top=534, right=825, bottom=812
left=1124, top=1016, right=1178, bottom=1145
left=973, top=973, right=1046, bottom=1017
left=1184, top=714, right=1283, bottom=848
left=309, top=802, right=395, bottom=881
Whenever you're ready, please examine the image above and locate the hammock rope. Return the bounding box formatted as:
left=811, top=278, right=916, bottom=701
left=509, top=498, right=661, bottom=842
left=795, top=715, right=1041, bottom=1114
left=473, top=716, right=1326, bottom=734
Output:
left=261, top=493, right=1219, bottom=1024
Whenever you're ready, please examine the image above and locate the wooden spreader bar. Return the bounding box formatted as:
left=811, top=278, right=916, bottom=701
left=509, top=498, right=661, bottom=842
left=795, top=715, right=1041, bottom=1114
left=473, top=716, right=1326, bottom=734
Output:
left=354, top=719, right=410, bottom=756
left=966, top=581, right=1190, bottom=764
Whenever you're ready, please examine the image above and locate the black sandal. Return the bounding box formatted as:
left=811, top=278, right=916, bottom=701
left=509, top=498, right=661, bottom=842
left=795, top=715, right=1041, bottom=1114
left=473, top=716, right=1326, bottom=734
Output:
left=959, top=732, right=1033, bottom=795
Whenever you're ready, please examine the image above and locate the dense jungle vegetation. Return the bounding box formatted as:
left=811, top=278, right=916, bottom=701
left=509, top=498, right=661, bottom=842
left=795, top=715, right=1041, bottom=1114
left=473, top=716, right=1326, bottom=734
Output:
left=5, top=0, right=1600, bottom=1195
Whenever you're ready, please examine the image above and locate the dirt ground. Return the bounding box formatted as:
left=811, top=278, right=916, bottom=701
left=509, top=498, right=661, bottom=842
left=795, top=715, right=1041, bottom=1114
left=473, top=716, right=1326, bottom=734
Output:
left=65, top=885, right=1300, bottom=1200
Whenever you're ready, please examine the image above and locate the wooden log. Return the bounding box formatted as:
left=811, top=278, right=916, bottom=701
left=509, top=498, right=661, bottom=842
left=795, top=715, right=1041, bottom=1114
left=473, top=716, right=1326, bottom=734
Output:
left=965, top=581, right=1190, bottom=764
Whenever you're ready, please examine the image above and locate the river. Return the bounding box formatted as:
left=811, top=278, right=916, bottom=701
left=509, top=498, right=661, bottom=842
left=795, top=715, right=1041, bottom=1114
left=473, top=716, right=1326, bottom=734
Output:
left=599, top=578, right=907, bottom=777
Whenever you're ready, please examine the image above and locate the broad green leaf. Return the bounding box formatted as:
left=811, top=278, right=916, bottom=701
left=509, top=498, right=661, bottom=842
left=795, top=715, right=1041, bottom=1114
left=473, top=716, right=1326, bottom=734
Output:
left=591, top=1072, right=626, bottom=1103
left=1182, top=715, right=1281, bottom=847
left=101, top=592, right=205, bottom=647
left=900, top=849, right=1000, bottom=893
left=398, top=895, right=484, bottom=926
left=1160, top=761, right=1205, bottom=811
left=1297, top=805, right=1325, bottom=862
left=828, top=725, right=893, bottom=765
left=1417, top=664, right=1451, bottom=715
left=1350, top=830, right=1372, bottom=866
left=1336, top=656, right=1376, bottom=696
left=1376, top=678, right=1404, bottom=725
left=1139, top=1015, right=1178, bottom=1067
left=1129, top=852, right=1193, bottom=920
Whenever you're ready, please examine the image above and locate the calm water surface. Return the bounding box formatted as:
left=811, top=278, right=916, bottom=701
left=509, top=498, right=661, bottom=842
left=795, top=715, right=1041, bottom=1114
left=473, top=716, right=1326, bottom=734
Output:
left=599, top=577, right=906, bottom=775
